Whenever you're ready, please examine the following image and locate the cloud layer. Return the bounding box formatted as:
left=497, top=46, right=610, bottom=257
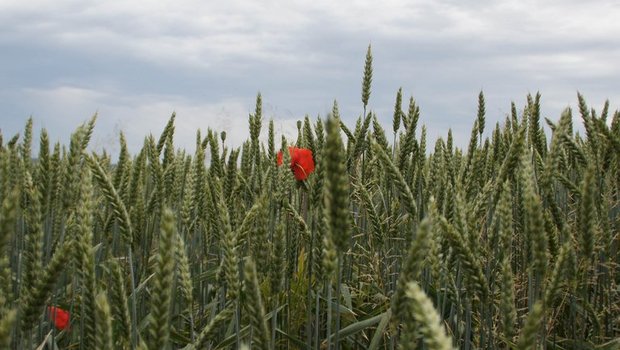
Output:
left=1, top=0, right=618, bottom=154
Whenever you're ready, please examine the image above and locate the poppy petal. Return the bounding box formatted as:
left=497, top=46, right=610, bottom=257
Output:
left=276, top=147, right=315, bottom=180
left=47, top=306, right=71, bottom=331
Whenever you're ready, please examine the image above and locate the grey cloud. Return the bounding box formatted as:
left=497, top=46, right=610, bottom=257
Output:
left=1, top=0, right=619, bottom=158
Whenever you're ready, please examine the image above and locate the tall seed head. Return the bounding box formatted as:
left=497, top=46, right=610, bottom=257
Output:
left=303, top=115, right=317, bottom=155
left=516, top=301, right=544, bottom=350
left=95, top=292, right=113, bottom=350
left=149, top=207, right=177, bottom=350
left=393, top=87, right=403, bottom=134
left=268, top=119, right=275, bottom=162
left=361, top=44, right=373, bottom=108
left=243, top=257, right=271, bottom=350
left=372, top=114, right=390, bottom=154
left=0, top=309, right=16, bottom=349
left=499, top=257, right=517, bottom=340
left=520, top=153, right=547, bottom=277
left=322, top=228, right=338, bottom=282
left=324, top=115, right=351, bottom=254
left=402, top=282, right=455, bottom=350
left=578, top=163, right=597, bottom=261
left=477, top=90, right=486, bottom=137
left=21, top=117, right=33, bottom=167
left=392, top=218, right=433, bottom=325
left=407, top=96, right=420, bottom=133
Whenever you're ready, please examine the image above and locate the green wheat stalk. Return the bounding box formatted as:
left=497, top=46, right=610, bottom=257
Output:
left=243, top=257, right=271, bottom=350
left=148, top=207, right=177, bottom=350
left=401, top=281, right=455, bottom=350
left=95, top=292, right=113, bottom=350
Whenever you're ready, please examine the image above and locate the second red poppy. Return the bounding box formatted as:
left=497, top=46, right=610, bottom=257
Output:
left=277, top=146, right=315, bottom=181
left=47, top=306, right=70, bottom=331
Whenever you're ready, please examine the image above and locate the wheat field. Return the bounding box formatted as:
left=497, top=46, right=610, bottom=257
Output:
left=0, top=47, right=619, bottom=349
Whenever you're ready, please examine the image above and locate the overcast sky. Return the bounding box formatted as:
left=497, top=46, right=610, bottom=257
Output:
left=1, top=0, right=619, bottom=156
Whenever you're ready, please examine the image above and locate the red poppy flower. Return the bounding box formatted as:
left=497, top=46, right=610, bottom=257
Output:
left=276, top=147, right=315, bottom=181
left=47, top=306, right=70, bottom=331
